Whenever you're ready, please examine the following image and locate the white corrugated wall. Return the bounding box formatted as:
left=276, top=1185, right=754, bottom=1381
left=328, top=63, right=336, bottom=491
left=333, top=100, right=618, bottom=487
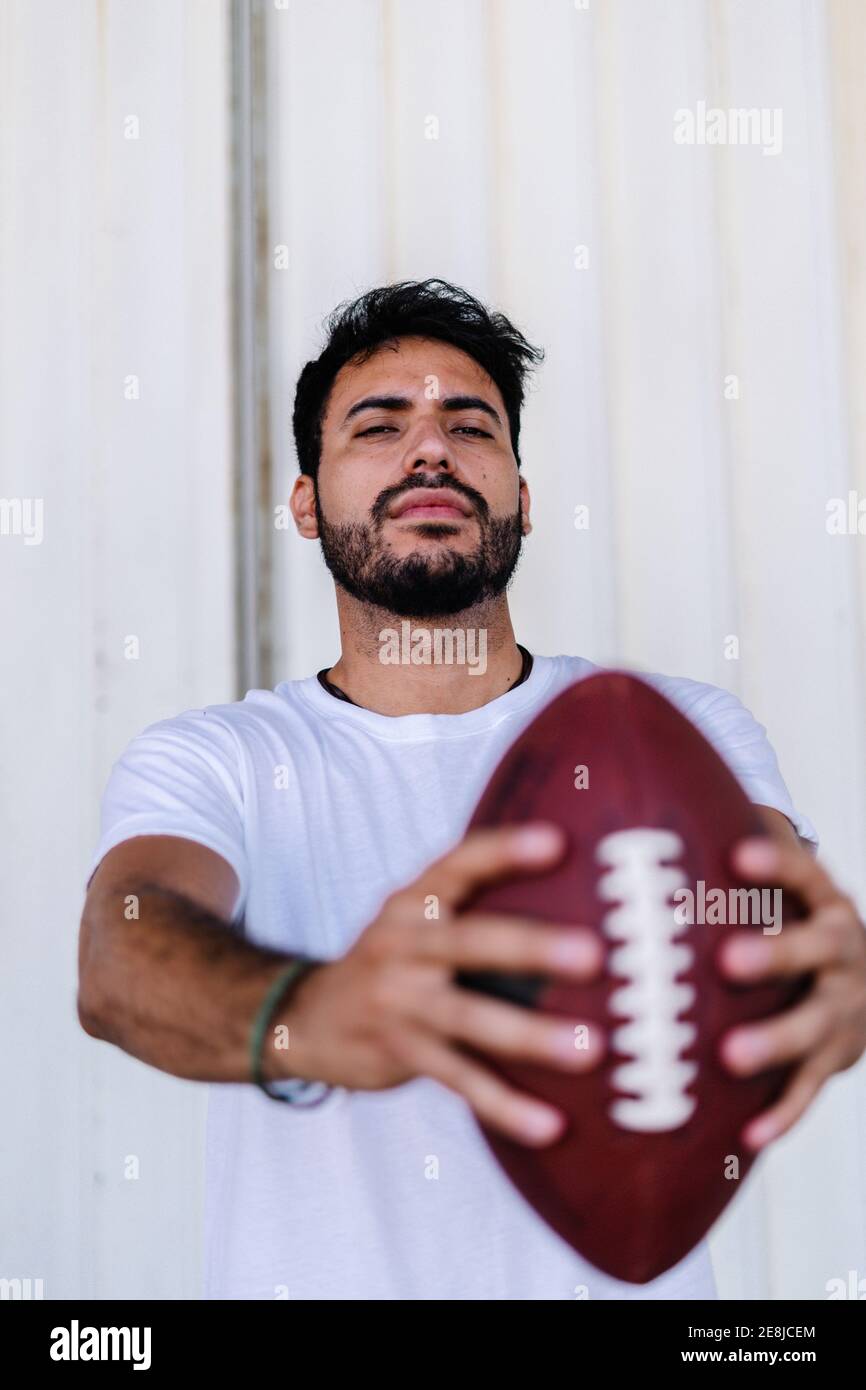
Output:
left=1, top=0, right=863, bottom=1300
left=0, top=0, right=235, bottom=1299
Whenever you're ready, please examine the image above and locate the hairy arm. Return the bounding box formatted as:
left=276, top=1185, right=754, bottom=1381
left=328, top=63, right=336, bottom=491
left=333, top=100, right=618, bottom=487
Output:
left=77, top=835, right=309, bottom=1084
left=78, top=824, right=613, bottom=1144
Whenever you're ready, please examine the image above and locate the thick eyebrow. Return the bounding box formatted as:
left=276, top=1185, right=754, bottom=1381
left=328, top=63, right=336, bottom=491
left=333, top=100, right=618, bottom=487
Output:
left=341, top=393, right=503, bottom=430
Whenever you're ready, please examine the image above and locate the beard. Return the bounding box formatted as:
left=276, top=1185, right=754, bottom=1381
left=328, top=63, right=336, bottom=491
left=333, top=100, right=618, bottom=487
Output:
left=314, top=479, right=525, bottom=619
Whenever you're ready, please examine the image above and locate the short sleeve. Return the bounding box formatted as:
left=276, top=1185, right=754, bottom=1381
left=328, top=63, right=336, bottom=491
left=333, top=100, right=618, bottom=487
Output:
left=87, top=709, right=249, bottom=923
left=645, top=675, right=819, bottom=850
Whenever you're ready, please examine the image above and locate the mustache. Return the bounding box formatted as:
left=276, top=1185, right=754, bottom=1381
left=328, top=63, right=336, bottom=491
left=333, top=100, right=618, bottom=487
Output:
left=370, top=477, right=489, bottom=526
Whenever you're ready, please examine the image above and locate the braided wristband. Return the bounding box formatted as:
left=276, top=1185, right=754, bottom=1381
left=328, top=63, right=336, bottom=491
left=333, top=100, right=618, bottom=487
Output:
left=250, top=957, right=329, bottom=1105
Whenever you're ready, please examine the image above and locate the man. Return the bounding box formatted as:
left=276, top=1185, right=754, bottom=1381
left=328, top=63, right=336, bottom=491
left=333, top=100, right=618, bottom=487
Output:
left=79, top=278, right=866, bottom=1300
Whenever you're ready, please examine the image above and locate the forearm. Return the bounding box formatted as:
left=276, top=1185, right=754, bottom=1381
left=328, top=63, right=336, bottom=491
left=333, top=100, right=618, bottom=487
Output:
left=78, top=881, right=305, bottom=1083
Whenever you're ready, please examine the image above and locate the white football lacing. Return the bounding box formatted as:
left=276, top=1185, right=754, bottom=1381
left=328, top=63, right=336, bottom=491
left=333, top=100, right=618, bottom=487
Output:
left=596, top=828, right=697, bottom=1132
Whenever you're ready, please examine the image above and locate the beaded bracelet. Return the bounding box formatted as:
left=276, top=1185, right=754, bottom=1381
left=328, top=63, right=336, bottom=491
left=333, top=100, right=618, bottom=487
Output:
left=250, top=957, right=332, bottom=1106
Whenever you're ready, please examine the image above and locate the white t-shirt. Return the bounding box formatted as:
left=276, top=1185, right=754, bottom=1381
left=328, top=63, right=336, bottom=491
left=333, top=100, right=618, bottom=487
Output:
left=88, top=653, right=818, bottom=1301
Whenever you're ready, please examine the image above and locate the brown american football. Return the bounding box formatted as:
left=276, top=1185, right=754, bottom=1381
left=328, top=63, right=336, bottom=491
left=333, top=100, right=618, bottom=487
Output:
left=458, top=672, right=807, bottom=1284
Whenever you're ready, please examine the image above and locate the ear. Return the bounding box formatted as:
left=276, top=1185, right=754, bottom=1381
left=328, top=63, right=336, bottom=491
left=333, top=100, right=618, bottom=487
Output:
left=291, top=475, right=319, bottom=539
left=518, top=475, right=532, bottom=536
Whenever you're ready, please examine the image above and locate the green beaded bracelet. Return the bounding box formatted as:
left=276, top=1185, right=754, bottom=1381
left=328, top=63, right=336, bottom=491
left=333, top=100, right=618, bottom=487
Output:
left=250, top=957, right=326, bottom=1102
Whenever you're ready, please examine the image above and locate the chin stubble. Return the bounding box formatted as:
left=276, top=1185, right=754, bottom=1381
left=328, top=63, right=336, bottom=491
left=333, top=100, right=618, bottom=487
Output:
left=314, top=492, right=525, bottom=620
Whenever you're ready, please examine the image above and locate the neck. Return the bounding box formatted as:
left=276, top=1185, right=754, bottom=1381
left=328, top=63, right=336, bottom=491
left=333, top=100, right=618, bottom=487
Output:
left=325, top=591, right=524, bottom=715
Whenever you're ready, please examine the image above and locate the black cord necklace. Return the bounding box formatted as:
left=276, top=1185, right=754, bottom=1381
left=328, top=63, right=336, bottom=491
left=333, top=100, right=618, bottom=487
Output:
left=317, top=644, right=534, bottom=709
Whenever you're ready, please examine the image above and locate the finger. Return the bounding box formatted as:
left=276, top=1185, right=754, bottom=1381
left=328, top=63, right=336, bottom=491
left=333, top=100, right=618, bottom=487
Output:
left=419, top=823, right=566, bottom=910
left=741, top=1057, right=831, bottom=1152
left=719, top=902, right=864, bottom=981
left=417, top=917, right=604, bottom=979
left=720, top=994, right=830, bottom=1076
left=427, top=984, right=605, bottom=1072
left=401, top=1030, right=567, bottom=1147
left=731, top=837, right=841, bottom=913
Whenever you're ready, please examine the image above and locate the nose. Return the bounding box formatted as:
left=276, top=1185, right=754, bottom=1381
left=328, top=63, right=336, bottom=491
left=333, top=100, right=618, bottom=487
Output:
left=400, top=422, right=459, bottom=480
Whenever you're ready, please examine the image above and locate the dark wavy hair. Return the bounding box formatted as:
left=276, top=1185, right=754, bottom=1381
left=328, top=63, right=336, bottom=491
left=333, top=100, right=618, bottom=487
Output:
left=291, top=278, right=544, bottom=481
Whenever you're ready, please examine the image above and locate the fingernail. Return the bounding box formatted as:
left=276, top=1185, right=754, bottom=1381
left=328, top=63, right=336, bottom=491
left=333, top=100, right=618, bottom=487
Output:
left=522, top=1107, right=563, bottom=1143
left=734, top=840, right=777, bottom=871
left=515, top=824, right=563, bottom=856
left=565, top=1021, right=599, bottom=1060
left=723, top=938, right=770, bottom=974
left=725, top=1030, right=767, bottom=1067
left=552, top=934, right=601, bottom=968
left=744, top=1116, right=777, bottom=1150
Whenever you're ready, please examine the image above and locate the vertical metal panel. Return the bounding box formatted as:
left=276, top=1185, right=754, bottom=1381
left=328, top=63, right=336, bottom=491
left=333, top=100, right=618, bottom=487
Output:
left=0, top=0, right=235, bottom=1298
left=714, top=0, right=866, bottom=1300
left=258, top=0, right=866, bottom=1301
left=265, top=0, right=390, bottom=678
left=828, top=0, right=866, bottom=651
left=487, top=0, right=619, bottom=664
left=231, top=0, right=272, bottom=693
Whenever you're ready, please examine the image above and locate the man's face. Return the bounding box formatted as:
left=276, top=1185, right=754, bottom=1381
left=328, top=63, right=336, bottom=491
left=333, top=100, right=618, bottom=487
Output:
left=294, top=335, right=531, bottom=618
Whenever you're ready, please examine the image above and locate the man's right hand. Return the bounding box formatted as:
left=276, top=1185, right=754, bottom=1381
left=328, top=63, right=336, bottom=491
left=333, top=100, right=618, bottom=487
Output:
left=272, top=822, right=605, bottom=1146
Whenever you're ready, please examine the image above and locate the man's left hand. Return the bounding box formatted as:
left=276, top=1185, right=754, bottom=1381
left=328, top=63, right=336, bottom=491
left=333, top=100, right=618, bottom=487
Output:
left=718, top=827, right=866, bottom=1152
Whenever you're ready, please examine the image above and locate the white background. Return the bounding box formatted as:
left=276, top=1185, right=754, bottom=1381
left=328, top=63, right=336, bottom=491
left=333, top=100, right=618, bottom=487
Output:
left=1, top=0, right=864, bottom=1300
